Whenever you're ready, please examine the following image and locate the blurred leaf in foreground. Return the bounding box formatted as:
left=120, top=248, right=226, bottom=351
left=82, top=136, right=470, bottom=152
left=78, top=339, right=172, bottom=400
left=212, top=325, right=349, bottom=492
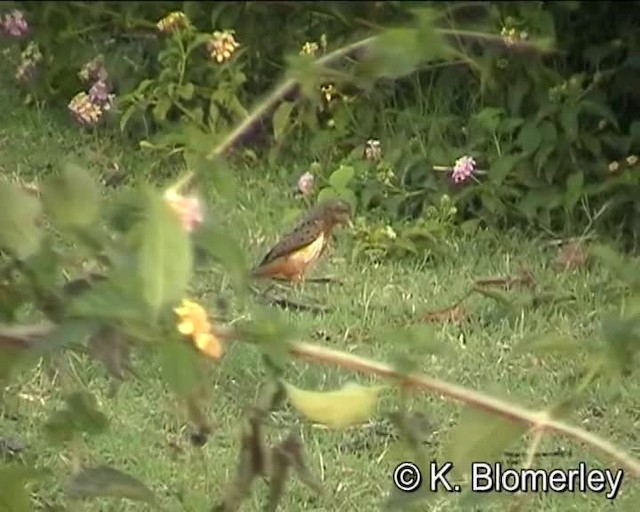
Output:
left=284, top=381, right=385, bottom=429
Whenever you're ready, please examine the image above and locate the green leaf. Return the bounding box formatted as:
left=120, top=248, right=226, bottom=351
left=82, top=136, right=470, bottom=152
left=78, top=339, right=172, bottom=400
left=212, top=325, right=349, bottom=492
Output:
left=66, top=466, right=156, bottom=504
left=564, top=172, right=584, bottom=210
left=194, top=223, right=248, bottom=291
left=159, top=339, right=201, bottom=397
left=329, top=165, right=355, bottom=190
left=507, top=78, right=530, bottom=116
left=316, top=187, right=340, bottom=205
left=137, top=189, right=193, bottom=317
left=42, top=162, right=100, bottom=230
left=152, top=95, right=172, bottom=123
left=44, top=391, right=109, bottom=444
left=284, top=382, right=385, bottom=429
left=0, top=181, right=42, bottom=259
left=272, top=101, right=295, bottom=142
left=444, top=406, right=528, bottom=479
left=0, top=465, right=49, bottom=512
left=601, top=314, right=640, bottom=375
left=205, top=157, right=238, bottom=200
left=560, top=102, right=579, bottom=142
left=336, top=188, right=357, bottom=213
left=178, top=82, right=195, bottom=100
left=489, top=154, right=521, bottom=185
left=516, top=121, right=543, bottom=154
left=366, top=28, right=422, bottom=79
left=580, top=99, right=619, bottom=130
left=473, top=107, right=505, bottom=133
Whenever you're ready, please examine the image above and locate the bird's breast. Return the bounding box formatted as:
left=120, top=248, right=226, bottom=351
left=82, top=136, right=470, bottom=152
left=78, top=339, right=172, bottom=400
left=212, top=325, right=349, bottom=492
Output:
left=289, top=232, right=326, bottom=265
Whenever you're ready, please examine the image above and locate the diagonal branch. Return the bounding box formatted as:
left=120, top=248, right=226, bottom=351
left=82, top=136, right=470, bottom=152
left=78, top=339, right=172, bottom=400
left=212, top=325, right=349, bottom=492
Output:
left=284, top=339, right=640, bottom=477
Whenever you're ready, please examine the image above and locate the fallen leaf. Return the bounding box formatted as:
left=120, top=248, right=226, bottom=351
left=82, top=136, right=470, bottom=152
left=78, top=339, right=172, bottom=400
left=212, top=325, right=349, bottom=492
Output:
left=420, top=304, right=466, bottom=324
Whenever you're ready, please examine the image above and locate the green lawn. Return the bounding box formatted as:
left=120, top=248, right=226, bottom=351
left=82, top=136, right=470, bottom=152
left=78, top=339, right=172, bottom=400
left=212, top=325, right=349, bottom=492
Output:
left=1, top=86, right=639, bottom=512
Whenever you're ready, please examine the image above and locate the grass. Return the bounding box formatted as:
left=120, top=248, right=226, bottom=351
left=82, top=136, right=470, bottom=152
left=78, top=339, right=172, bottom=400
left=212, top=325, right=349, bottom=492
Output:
left=1, top=87, right=639, bottom=512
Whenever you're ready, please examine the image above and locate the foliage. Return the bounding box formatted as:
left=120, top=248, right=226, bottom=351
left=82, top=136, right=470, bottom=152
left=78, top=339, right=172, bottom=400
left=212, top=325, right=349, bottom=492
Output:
left=1, top=1, right=640, bottom=510
left=4, top=1, right=639, bottom=241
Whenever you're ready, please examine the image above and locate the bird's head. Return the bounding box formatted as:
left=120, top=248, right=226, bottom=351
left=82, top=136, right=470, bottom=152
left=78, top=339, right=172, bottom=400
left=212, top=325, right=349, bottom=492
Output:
left=321, top=198, right=353, bottom=228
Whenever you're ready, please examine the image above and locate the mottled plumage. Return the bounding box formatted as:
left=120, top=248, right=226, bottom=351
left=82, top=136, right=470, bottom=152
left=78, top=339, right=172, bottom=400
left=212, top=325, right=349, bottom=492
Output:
left=252, top=199, right=352, bottom=282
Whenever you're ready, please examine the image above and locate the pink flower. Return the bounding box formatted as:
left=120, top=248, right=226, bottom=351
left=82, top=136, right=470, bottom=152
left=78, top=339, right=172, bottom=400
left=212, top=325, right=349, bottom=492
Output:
left=2, top=10, right=28, bottom=37
left=297, top=171, right=314, bottom=196
left=451, top=156, right=476, bottom=184
left=163, top=189, right=204, bottom=232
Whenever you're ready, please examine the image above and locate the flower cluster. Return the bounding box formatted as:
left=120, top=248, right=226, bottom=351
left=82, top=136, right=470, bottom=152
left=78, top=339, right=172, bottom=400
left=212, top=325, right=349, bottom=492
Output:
left=207, top=30, right=240, bottom=63
left=500, top=26, right=528, bottom=47
left=451, top=156, right=476, bottom=184
left=608, top=155, right=638, bottom=173
left=15, top=41, right=41, bottom=84
left=297, top=171, right=314, bottom=196
left=300, top=34, right=327, bottom=57
left=156, top=11, right=190, bottom=34
left=163, top=188, right=204, bottom=232
left=300, top=41, right=319, bottom=57
left=364, top=139, right=382, bottom=162
left=69, top=56, right=115, bottom=126
left=1, top=10, right=28, bottom=37
left=174, top=299, right=222, bottom=360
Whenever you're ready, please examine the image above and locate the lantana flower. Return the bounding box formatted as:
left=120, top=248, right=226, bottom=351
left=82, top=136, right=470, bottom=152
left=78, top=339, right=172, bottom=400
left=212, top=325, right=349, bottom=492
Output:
left=157, top=11, right=190, bottom=34
left=207, top=30, right=240, bottom=63
left=2, top=10, right=28, bottom=37
left=297, top=171, right=314, bottom=196
left=174, top=299, right=222, bottom=359
left=163, top=188, right=204, bottom=232
left=451, top=156, right=476, bottom=183
left=68, top=92, right=103, bottom=126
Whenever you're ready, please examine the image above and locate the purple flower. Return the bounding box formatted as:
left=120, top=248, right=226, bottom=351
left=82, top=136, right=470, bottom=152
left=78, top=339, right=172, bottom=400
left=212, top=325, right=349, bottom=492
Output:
left=88, top=80, right=115, bottom=112
left=2, top=10, right=28, bottom=37
left=451, top=156, right=476, bottom=184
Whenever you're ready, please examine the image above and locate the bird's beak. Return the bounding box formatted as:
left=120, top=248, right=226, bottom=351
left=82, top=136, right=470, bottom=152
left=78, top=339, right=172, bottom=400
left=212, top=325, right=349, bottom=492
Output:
left=346, top=218, right=354, bottom=229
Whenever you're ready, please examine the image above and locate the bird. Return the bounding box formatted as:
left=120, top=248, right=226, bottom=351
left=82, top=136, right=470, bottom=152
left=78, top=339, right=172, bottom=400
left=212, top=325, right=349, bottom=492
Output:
left=251, top=198, right=353, bottom=283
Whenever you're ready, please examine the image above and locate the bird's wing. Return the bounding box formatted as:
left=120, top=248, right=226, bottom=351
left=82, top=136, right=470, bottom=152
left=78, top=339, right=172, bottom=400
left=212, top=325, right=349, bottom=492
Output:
left=256, top=218, right=325, bottom=267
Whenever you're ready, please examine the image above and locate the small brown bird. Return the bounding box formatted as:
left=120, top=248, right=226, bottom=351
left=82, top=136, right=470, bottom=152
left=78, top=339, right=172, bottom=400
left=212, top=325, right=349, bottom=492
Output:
left=252, top=199, right=353, bottom=282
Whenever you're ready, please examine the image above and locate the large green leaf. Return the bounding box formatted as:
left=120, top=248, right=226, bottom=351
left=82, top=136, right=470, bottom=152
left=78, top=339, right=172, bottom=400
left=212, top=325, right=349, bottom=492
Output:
left=0, top=181, right=42, bottom=259
left=159, top=339, right=201, bottom=397
left=272, top=101, right=295, bottom=142
left=0, top=465, right=49, bottom=512
left=194, top=223, right=248, bottom=291
left=328, top=165, right=355, bottom=190
left=489, top=154, right=522, bottom=185
left=137, top=189, right=193, bottom=317
left=444, top=406, right=528, bottom=479
left=44, top=391, right=109, bottom=444
left=66, top=466, right=156, bottom=505
left=365, top=28, right=423, bottom=79
left=41, top=162, right=100, bottom=230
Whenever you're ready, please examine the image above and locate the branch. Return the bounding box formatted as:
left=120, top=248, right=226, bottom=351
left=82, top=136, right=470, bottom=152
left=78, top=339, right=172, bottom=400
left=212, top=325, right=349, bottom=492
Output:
left=284, top=340, right=640, bottom=477
left=5, top=321, right=638, bottom=477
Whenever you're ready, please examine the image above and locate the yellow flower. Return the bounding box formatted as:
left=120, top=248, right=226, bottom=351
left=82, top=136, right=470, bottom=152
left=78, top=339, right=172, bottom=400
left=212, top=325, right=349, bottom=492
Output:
left=207, top=30, right=240, bottom=63
left=156, top=11, right=190, bottom=33
left=68, top=92, right=102, bottom=126
left=300, top=41, right=319, bottom=56
left=626, top=155, right=638, bottom=166
left=163, top=188, right=203, bottom=232
left=608, top=161, right=620, bottom=173
left=174, top=299, right=222, bottom=359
